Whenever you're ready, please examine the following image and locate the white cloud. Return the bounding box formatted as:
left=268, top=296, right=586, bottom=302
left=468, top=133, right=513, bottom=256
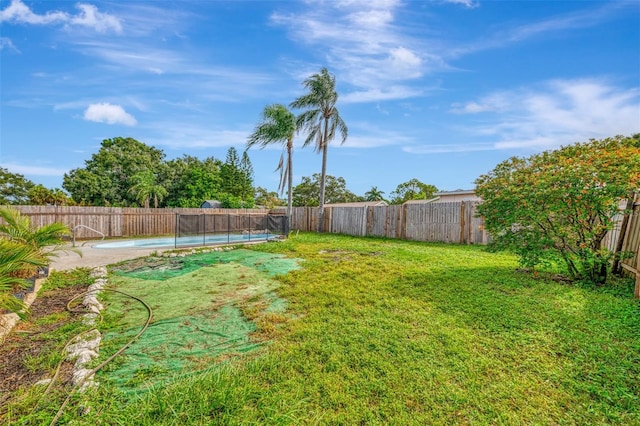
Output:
left=147, top=125, right=250, bottom=149
left=348, top=9, right=393, bottom=27
left=450, top=2, right=629, bottom=57
left=403, top=143, right=495, bottom=154
left=450, top=93, right=510, bottom=114
left=72, top=40, right=183, bottom=75
left=451, top=78, right=640, bottom=151
left=0, top=0, right=121, bottom=33
left=442, top=0, right=479, bottom=8
left=271, top=0, right=435, bottom=102
left=69, top=3, right=122, bottom=33
left=0, top=37, right=19, bottom=52
left=83, top=103, right=137, bottom=126
left=387, top=47, right=423, bottom=78
left=1, top=163, right=67, bottom=176
left=0, top=0, right=67, bottom=24
left=450, top=102, right=491, bottom=114
left=342, top=86, right=423, bottom=103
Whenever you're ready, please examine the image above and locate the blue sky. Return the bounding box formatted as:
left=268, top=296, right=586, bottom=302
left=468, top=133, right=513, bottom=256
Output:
left=1, top=0, right=639, bottom=198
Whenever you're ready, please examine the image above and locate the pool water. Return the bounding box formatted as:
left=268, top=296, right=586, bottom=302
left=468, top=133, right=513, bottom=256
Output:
left=93, top=233, right=279, bottom=249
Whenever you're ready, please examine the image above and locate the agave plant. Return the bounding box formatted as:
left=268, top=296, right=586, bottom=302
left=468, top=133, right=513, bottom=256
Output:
left=0, top=240, right=47, bottom=319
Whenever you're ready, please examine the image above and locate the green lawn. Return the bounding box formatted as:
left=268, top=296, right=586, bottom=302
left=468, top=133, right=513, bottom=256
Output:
left=29, top=233, right=640, bottom=424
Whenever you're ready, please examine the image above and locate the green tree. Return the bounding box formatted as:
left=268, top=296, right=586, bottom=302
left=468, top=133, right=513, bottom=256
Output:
left=475, top=135, right=640, bottom=285
left=239, top=151, right=255, bottom=203
left=291, top=68, right=348, bottom=231
left=292, top=174, right=360, bottom=207
left=389, top=179, right=438, bottom=204
left=27, top=184, right=54, bottom=205
left=62, top=168, right=105, bottom=205
left=254, top=187, right=284, bottom=209
left=364, top=186, right=386, bottom=202
left=218, top=193, right=254, bottom=209
left=247, top=104, right=297, bottom=216
left=220, top=147, right=242, bottom=197
left=50, top=188, right=72, bottom=206
left=162, top=156, right=223, bottom=208
left=63, top=137, right=165, bottom=206
left=0, top=167, right=34, bottom=205
left=129, top=170, right=168, bottom=208
left=26, top=185, right=71, bottom=206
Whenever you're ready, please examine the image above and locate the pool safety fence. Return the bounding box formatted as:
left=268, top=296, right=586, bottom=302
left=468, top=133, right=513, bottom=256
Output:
left=175, top=213, right=289, bottom=248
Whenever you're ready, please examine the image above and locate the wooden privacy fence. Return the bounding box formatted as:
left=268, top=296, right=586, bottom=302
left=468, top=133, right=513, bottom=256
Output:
left=6, top=199, right=640, bottom=297
left=10, top=206, right=280, bottom=239
left=289, top=201, right=489, bottom=244
left=8, top=200, right=639, bottom=260
left=603, top=197, right=640, bottom=296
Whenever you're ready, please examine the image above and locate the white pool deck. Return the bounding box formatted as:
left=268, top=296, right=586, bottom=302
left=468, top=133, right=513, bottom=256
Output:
left=49, top=238, right=272, bottom=271
left=49, top=240, right=168, bottom=271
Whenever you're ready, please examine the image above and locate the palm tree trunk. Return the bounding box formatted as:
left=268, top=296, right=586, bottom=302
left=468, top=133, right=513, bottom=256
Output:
left=287, top=137, right=293, bottom=218
left=318, top=118, right=330, bottom=233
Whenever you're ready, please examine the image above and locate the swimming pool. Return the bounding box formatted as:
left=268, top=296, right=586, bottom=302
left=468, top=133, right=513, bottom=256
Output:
left=93, top=233, right=281, bottom=249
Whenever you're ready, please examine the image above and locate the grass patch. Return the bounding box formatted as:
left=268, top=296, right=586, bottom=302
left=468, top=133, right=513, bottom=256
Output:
left=28, top=233, right=640, bottom=424
left=42, top=267, right=95, bottom=291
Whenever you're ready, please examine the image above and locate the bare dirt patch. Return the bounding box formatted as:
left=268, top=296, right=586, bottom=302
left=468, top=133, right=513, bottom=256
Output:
left=0, top=284, right=90, bottom=409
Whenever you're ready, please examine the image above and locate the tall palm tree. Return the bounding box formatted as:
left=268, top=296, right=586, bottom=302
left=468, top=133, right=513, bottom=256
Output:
left=364, top=186, right=385, bottom=202
left=129, top=171, right=168, bottom=208
left=247, top=104, right=296, bottom=216
left=290, top=67, right=348, bottom=231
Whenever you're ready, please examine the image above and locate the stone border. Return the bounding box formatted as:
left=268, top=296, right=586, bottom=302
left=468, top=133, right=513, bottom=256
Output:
left=0, top=277, right=46, bottom=344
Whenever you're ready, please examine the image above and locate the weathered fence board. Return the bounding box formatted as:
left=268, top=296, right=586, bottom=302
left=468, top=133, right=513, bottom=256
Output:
left=288, top=202, right=488, bottom=244
left=619, top=203, right=640, bottom=275
left=7, top=200, right=638, bottom=271
left=9, top=206, right=278, bottom=239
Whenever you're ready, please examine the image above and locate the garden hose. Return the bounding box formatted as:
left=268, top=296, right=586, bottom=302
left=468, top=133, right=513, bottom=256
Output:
left=26, top=287, right=153, bottom=426
left=26, top=291, right=105, bottom=418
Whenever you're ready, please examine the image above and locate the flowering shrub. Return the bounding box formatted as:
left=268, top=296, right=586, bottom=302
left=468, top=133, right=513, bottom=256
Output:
left=475, top=135, right=640, bottom=284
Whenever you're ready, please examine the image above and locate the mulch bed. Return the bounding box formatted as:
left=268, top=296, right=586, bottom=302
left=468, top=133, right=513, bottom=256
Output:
left=0, top=284, right=90, bottom=410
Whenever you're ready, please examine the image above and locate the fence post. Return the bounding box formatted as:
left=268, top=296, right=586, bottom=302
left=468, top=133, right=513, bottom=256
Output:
left=362, top=206, right=367, bottom=237
left=635, top=244, right=640, bottom=299
left=174, top=213, right=178, bottom=249
left=460, top=202, right=466, bottom=244
left=400, top=204, right=407, bottom=240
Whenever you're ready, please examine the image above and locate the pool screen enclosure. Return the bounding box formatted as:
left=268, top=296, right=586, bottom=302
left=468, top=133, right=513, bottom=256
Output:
left=175, top=213, right=289, bottom=248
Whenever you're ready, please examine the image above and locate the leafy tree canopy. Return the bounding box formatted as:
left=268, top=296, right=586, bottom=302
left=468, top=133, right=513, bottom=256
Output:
left=27, top=185, right=72, bottom=206
left=129, top=170, right=167, bottom=208
left=0, top=167, right=34, bottom=205
left=220, top=147, right=242, bottom=197
left=161, top=155, right=223, bottom=208
left=254, top=187, right=285, bottom=209
left=364, top=186, right=386, bottom=202
left=389, top=179, right=438, bottom=205
left=63, top=137, right=165, bottom=206
left=239, top=150, right=255, bottom=202
left=475, top=134, right=640, bottom=285
left=292, top=174, right=361, bottom=207
left=246, top=103, right=296, bottom=214
left=62, top=139, right=259, bottom=208
left=291, top=67, right=348, bottom=230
